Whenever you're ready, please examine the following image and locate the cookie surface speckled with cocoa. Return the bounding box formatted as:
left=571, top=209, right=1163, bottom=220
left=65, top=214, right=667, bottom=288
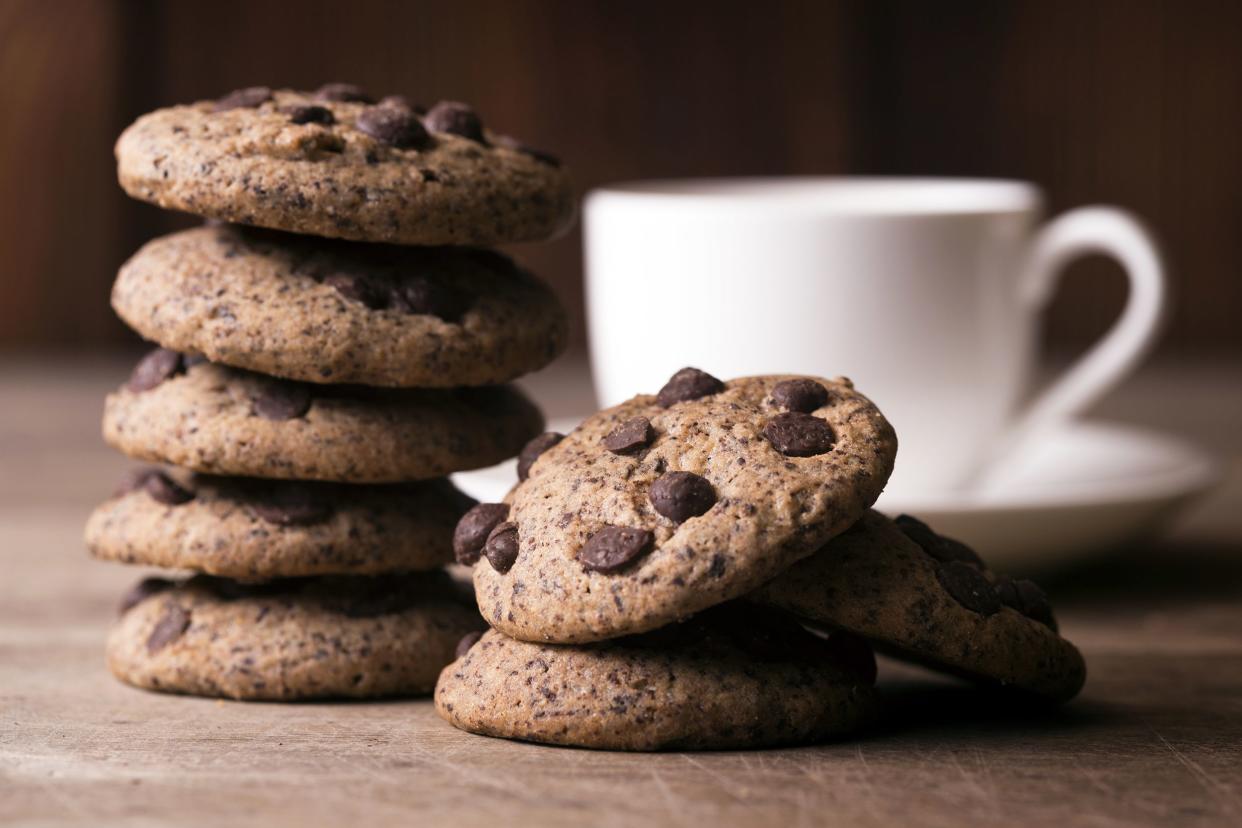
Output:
left=435, top=604, right=879, bottom=750
left=470, top=371, right=897, bottom=643
left=102, top=354, right=543, bottom=482
left=86, top=468, right=473, bottom=578
left=752, top=510, right=1086, bottom=702
left=112, top=225, right=568, bottom=387
left=115, top=87, right=575, bottom=245
left=108, top=571, right=484, bottom=700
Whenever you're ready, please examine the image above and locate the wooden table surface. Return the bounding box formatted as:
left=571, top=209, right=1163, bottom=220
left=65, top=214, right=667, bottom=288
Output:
left=2, top=353, right=1241, bottom=827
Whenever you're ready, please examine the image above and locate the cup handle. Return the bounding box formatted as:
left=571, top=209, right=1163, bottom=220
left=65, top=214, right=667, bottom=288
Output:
left=973, top=206, right=1167, bottom=487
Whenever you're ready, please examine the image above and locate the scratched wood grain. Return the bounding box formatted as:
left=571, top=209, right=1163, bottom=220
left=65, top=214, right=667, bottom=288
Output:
left=1, top=354, right=1240, bottom=827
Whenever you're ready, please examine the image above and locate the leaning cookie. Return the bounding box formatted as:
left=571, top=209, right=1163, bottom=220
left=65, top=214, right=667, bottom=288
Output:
left=86, top=468, right=473, bottom=579
left=112, top=225, right=568, bottom=387
left=115, top=86, right=575, bottom=245
left=108, top=572, right=483, bottom=700
left=751, top=510, right=1086, bottom=703
left=464, top=369, right=897, bottom=643
left=435, top=604, right=880, bottom=751
left=102, top=350, right=543, bottom=482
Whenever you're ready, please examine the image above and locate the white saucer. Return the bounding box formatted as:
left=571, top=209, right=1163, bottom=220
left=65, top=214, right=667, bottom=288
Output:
left=454, top=419, right=1218, bottom=575
left=876, top=420, right=1219, bottom=571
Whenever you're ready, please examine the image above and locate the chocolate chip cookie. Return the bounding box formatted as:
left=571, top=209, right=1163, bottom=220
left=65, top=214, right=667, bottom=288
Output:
left=108, top=572, right=483, bottom=700
left=86, top=468, right=473, bottom=578
left=115, top=86, right=575, bottom=245
left=102, top=352, right=544, bottom=482
left=468, top=369, right=897, bottom=643
left=752, top=510, right=1086, bottom=702
left=435, top=604, right=879, bottom=750
left=112, top=225, right=568, bottom=387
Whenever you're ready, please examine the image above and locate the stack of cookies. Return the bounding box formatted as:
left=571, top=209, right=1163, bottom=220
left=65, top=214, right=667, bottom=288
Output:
left=437, top=368, right=1087, bottom=750
left=85, top=83, right=575, bottom=700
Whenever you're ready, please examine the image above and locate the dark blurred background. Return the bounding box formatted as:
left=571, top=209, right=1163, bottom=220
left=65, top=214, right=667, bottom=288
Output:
left=2, top=0, right=1240, bottom=354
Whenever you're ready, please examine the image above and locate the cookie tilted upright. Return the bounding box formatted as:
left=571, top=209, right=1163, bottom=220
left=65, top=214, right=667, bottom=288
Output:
left=90, top=83, right=575, bottom=700
left=464, top=368, right=897, bottom=643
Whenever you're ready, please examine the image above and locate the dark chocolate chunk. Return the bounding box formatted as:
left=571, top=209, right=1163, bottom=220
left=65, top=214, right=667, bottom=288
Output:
left=823, top=630, right=878, bottom=685
left=250, top=485, right=332, bottom=526
left=453, top=503, right=510, bottom=565
left=424, top=101, right=485, bottom=142
left=762, top=412, right=835, bottom=457
left=146, top=605, right=191, bottom=653
left=895, top=514, right=984, bottom=567
left=648, top=471, right=716, bottom=523
left=113, top=467, right=159, bottom=498
left=127, top=348, right=184, bottom=393
left=602, top=416, right=654, bottom=454
left=118, top=577, right=174, bottom=615
left=324, top=272, right=388, bottom=310
left=771, top=378, right=829, bottom=413
left=143, top=471, right=194, bottom=506
left=577, top=525, right=654, bottom=573
left=253, top=383, right=312, bottom=420
left=517, top=432, right=564, bottom=481
left=484, top=521, right=520, bottom=573
left=494, top=134, right=561, bottom=166
left=355, top=105, right=430, bottom=149
left=378, top=94, right=421, bottom=112
left=934, top=535, right=985, bottom=567
left=214, top=86, right=272, bottom=112
left=996, top=576, right=1058, bottom=630
left=936, top=561, right=1001, bottom=616
left=390, top=276, right=470, bottom=321
left=313, top=82, right=373, bottom=103
left=284, top=104, right=335, bottom=125
left=455, top=630, right=483, bottom=659
left=656, top=367, right=725, bottom=407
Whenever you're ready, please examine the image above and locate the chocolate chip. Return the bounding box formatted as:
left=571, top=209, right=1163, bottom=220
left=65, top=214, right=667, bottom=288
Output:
left=494, top=134, right=561, bottom=166
left=253, top=383, right=312, bottom=420
left=424, top=101, right=485, bottom=142
left=762, top=412, right=835, bottom=456
left=517, top=432, right=564, bottom=481
left=284, top=104, right=335, bottom=125
left=214, top=86, right=272, bottom=111
left=578, top=525, right=654, bottom=573
left=127, top=348, right=184, bottom=392
left=118, top=577, right=173, bottom=615
left=143, top=472, right=194, bottom=505
left=996, top=576, right=1058, bottom=630
left=455, top=630, right=483, bottom=659
left=314, top=82, right=373, bottom=103
left=113, top=467, right=159, bottom=498
left=936, top=561, right=1001, bottom=615
left=935, top=535, right=985, bottom=567
left=250, top=485, right=332, bottom=526
left=656, top=367, right=724, bottom=407
left=603, top=416, right=654, bottom=454
left=355, top=106, right=430, bottom=149
left=325, top=272, right=388, bottom=310
left=648, top=471, right=716, bottom=523
left=378, top=94, right=421, bottom=112
left=771, top=379, right=830, bottom=413
left=484, top=521, right=519, bottom=573
left=453, top=503, right=510, bottom=565
left=146, top=605, right=191, bottom=653
left=894, top=515, right=984, bottom=567
left=823, top=630, right=878, bottom=685
left=390, top=276, right=470, bottom=321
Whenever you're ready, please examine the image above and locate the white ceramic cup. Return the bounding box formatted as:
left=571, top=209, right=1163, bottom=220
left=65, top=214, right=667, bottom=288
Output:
left=584, top=177, right=1166, bottom=497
